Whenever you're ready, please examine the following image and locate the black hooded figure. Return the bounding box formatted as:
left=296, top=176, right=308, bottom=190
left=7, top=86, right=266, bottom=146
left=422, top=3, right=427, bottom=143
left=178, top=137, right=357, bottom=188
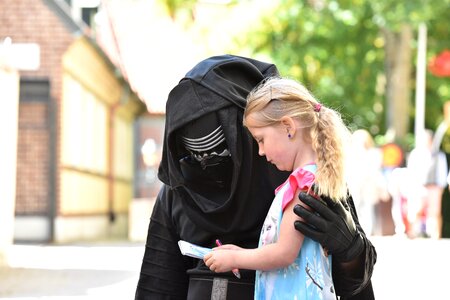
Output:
left=135, top=55, right=376, bottom=300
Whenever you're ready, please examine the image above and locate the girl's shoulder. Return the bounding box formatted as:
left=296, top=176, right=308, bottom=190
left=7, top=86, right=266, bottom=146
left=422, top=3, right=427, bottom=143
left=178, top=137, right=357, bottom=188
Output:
left=299, top=163, right=316, bottom=174
left=279, top=164, right=316, bottom=211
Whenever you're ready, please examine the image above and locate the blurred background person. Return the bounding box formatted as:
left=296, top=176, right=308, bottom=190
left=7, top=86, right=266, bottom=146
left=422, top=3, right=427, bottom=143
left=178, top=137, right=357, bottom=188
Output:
left=407, top=129, right=437, bottom=237
left=423, top=102, right=450, bottom=239
left=389, top=126, right=447, bottom=239
left=347, top=129, right=390, bottom=236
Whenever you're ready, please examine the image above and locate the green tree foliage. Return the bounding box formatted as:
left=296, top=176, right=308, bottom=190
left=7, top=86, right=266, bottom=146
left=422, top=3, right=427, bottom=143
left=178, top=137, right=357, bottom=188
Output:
left=158, top=0, right=449, bottom=143
left=160, top=0, right=196, bottom=20
left=235, top=1, right=385, bottom=134
left=235, top=0, right=450, bottom=140
left=369, top=0, right=450, bottom=130
left=425, top=18, right=450, bottom=129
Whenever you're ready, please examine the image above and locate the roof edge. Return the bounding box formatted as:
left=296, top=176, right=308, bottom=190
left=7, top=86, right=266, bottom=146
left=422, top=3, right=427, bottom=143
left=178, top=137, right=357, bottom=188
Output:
left=43, top=0, right=87, bottom=36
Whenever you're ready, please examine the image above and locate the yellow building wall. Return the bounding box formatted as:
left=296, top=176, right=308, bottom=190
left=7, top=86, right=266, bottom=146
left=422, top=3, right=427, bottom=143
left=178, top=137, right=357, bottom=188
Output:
left=60, top=170, right=109, bottom=214
left=63, top=38, right=121, bottom=106
left=60, top=36, right=141, bottom=216
left=60, top=75, right=108, bottom=174
left=112, top=114, right=134, bottom=213
left=113, top=180, right=133, bottom=213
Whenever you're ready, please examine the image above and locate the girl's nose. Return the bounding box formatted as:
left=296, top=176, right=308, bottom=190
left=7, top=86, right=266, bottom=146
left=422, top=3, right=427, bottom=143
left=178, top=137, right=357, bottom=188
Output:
left=258, top=146, right=265, bottom=156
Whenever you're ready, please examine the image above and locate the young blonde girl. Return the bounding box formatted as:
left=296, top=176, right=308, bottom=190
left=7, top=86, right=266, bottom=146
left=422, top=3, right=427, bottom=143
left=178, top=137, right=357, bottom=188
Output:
left=204, top=77, right=351, bottom=299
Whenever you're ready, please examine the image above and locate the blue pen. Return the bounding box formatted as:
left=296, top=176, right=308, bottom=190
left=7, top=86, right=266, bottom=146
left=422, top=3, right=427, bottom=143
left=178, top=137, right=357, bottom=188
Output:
left=215, top=239, right=241, bottom=279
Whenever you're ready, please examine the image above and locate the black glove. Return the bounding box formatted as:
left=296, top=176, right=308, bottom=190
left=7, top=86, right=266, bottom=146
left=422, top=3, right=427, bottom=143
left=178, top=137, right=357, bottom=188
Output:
left=294, top=192, right=364, bottom=262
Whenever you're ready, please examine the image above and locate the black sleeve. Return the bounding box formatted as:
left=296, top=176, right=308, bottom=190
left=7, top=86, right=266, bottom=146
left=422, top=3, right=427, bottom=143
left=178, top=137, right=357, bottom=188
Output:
left=135, top=187, right=193, bottom=300
left=333, top=197, right=377, bottom=299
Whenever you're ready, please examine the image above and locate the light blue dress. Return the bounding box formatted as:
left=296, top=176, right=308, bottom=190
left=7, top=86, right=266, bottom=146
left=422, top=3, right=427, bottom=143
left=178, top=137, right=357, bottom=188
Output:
left=254, top=164, right=336, bottom=300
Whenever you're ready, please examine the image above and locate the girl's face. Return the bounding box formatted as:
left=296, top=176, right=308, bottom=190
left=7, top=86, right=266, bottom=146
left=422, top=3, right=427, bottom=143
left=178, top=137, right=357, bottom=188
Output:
left=246, top=116, right=296, bottom=172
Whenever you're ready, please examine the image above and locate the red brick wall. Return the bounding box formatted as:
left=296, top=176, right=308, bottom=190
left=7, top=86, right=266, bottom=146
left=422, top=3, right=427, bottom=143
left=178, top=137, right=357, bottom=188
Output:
left=0, top=0, right=75, bottom=215
left=0, top=0, right=74, bottom=96
left=15, top=102, right=50, bottom=214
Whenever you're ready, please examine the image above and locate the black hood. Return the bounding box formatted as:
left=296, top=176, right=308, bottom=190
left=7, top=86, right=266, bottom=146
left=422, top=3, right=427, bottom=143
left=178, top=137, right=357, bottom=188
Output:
left=158, top=54, right=289, bottom=236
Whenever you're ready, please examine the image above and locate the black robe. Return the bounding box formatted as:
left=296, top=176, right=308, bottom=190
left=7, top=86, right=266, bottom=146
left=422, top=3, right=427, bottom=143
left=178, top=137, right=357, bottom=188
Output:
left=135, top=54, right=376, bottom=299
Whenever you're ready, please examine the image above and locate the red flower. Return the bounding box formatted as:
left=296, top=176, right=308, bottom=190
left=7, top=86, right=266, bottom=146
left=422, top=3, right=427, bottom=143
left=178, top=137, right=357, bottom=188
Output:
left=429, top=50, right=450, bottom=77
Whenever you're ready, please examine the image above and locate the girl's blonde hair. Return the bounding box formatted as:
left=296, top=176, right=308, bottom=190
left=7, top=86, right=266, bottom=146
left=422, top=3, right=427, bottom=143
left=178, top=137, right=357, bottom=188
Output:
left=244, top=77, right=350, bottom=201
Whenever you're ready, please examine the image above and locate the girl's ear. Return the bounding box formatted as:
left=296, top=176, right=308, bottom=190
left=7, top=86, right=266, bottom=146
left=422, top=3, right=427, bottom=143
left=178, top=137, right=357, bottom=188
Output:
left=280, top=116, right=297, bottom=136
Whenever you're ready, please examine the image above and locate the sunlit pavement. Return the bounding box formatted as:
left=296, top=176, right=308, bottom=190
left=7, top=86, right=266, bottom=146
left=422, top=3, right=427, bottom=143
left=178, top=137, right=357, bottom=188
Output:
left=0, top=237, right=449, bottom=299
left=0, top=241, right=145, bottom=299
left=370, top=235, right=450, bottom=299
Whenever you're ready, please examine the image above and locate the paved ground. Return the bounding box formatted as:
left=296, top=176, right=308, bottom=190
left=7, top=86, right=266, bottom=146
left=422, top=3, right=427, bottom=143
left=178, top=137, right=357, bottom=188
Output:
left=0, top=236, right=449, bottom=299
left=370, top=236, right=450, bottom=299
left=0, top=241, right=144, bottom=299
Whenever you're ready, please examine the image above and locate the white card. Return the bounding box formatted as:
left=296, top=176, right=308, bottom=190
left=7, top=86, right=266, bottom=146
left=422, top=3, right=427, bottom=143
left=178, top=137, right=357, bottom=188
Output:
left=178, top=240, right=212, bottom=259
